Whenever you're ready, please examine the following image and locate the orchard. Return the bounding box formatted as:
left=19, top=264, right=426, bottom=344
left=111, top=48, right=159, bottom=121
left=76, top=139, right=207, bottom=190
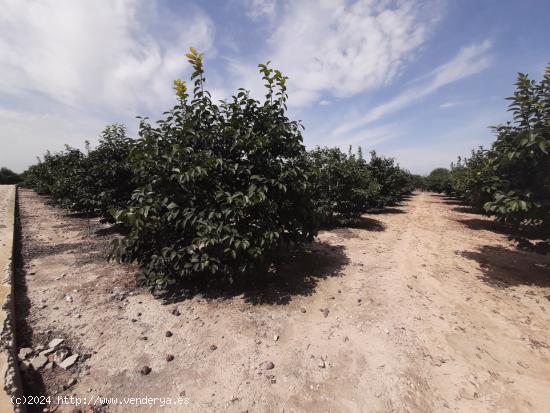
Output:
left=22, top=48, right=415, bottom=287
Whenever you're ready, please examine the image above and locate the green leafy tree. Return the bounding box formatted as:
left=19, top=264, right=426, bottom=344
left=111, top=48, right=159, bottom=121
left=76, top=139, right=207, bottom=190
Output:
left=368, top=151, right=415, bottom=205
left=443, top=64, right=550, bottom=246
left=426, top=168, right=451, bottom=193
left=409, top=174, right=426, bottom=190
left=0, top=167, right=22, bottom=184
left=308, top=146, right=380, bottom=225
left=76, top=124, right=135, bottom=221
left=23, top=124, right=135, bottom=221
left=24, top=147, right=86, bottom=208
left=483, top=67, right=550, bottom=237
left=110, top=48, right=317, bottom=287
left=448, top=148, right=493, bottom=209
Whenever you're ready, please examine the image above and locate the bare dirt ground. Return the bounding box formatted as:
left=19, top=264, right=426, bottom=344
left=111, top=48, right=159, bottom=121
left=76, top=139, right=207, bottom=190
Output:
left=14, top=189, right=550, bottom=412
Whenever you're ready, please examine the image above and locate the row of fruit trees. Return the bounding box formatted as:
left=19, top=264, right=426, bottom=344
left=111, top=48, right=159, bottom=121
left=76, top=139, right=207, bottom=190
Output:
left=23, top=48, right=416, bottom=287
left=424, top=65, right=550, bottom=250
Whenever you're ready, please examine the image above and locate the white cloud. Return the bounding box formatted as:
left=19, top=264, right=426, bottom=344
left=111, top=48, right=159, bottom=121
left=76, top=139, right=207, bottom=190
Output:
left=0, top=108, right=106, bottom=171
left=439, top=102, right=458, bottom=108
left=0, top=0, right=215, bottom=171
left=334, top=123, right=400, bottom=149
left=306, top=122, right=401, bottom=152
left=243, top=0, right=277, bottom=20
left=230, top=0, right=441, bottom=107
left=0, top=0, right=215, bottom=117
left=332, top=40, right=493, bottom=135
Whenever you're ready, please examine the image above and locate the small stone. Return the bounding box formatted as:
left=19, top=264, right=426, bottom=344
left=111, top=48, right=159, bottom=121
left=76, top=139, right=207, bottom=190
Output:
left=357, top=298, right=362, bottom=303
left=318, top=360, right=326, bottom=368
left=52, top=348, right=70, bottom=363
left=30, top=354, right=48, bottom=370
left=321, top=308, right=330, bottom=318
left=300, top=308, right=306, bottom=313
left=172, top=308, right=181, bottom=316
left=273, top=335, right=279, bottom=341
left=165, top=331, right=173, bottom=337
left=64, top=294, right=73, bottom=303
left=40, top=348, right=56, bottom=357
left=63, top=377, right=77, bottom=390
left=166, top=354, right=175, bottom=362
left=458, top=387, right=478, bottom=400
left=140, top=366, right=151, bottom=375
left=48, top=338, right=64, bottom=349
left=139, top=336, right=148, bottom=341
left=18, top=347, right=33, bottom=360
left=263, top=361, right=275, bottom=370
left=58, top=354, right=79, bottom=369
left=210, top=344, right=218, bottom=351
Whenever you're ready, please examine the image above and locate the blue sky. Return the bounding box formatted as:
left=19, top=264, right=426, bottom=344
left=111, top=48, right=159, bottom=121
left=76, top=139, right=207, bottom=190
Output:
left=1, top=0, right=549, bottom=174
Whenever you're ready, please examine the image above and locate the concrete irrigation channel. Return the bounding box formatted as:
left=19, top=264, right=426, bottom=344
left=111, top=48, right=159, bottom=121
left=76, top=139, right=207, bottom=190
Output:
left=0, top=185, right=24, bottom=412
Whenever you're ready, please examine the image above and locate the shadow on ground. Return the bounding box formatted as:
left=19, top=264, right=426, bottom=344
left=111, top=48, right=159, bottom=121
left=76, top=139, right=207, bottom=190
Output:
left=158, top=242, right=349, bottom=306
left=459, top=245, right=550, bottom=288
left=428, top=193, right=481, bottom=213
left=369, top=207, right=406, bottom=215
left=457, top=217, right=549, bottom=253
left=429, top=193, right=464, bottom=206
left=323, top=216, right=386, bottom=235
left=452, top=206, right=483, bottom=215
left=436, top=193, right=550, bottom=253
left=457, top=218, right=513, bottom=237
left=353, top=217, right=386, bottom=231
left=398, top=194, right=413, bottom=202
left=94, top=223, right=129, bottom=237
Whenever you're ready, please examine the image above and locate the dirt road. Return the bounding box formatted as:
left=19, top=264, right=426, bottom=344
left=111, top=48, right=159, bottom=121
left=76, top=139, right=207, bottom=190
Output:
left=15, top=189, right=550, bottom=412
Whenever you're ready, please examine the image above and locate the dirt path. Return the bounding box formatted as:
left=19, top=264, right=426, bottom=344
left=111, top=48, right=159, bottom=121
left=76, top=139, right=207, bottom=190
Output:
left=14, top=189, right=550, bottom=412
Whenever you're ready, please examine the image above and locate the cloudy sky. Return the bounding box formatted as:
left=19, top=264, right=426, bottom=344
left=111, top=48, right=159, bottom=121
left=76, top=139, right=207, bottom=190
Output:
left=1, top=0, right=549, bottom=173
